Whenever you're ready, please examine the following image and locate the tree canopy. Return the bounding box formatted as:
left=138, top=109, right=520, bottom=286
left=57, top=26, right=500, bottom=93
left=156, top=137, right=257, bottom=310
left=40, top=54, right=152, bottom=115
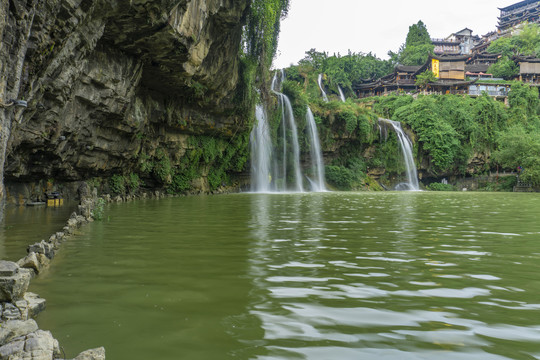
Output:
left=397, top=20, right=435, bottom=66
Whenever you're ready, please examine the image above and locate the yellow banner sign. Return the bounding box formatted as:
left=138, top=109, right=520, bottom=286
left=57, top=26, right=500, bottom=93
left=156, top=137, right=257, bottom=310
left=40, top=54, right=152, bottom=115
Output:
left=432, top=59, right=440, bottom=78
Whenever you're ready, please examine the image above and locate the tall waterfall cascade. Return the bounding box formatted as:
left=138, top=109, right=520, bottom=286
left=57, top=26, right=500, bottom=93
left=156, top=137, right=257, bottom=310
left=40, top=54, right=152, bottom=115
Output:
left=378, top=118, right=420, bottom=191
left=318, top=74, right=329, bottom=102
left=249, top=71, right=327, bottom=193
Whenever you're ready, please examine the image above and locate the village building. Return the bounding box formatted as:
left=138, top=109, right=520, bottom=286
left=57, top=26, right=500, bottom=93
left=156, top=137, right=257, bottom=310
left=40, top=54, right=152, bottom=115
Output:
left=353, top=54, right=514, bottom=99
left=497, top=0, right=540, bottom=32
left=515, top=56, right=540, bottom=83
left=432, top=28, right=481, bottom=55
left=432, top=39, right=460, bottom=55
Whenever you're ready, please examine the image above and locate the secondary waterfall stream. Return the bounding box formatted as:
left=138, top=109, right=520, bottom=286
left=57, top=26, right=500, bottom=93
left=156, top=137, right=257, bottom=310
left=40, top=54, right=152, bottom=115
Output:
left=317, top=74, right=329, bottom=102
left=338, top=85, right=346, bottom=102
left=306, top=107, right=326, bottom=191
left=379, top=118, right=420, bottom=190
left=250, top=71, right=327, bottom=192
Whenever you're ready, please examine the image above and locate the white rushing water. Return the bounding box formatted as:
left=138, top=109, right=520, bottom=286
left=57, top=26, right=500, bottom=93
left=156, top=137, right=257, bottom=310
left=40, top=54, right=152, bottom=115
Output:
left=379, top=118, right=420, bottom=191
left=250, top=71, right=328, bottom=193
left=338, top=85, right=346, bottom=102
left=250, top=105, right=273, bottom=193
left=306, top=107, right=326, bottom=191
left=318, top=74, right=329, bottom=102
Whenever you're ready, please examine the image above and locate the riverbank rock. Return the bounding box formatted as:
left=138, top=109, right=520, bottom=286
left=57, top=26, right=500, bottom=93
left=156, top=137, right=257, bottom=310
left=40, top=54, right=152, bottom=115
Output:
left=18, top=253, right=51, bottom=275
left=0, top=329, right=61, bottom=360
left=0, top=262, right=33, bottom=301
left=14, top=293, right=47, bottom=320
left=72, top=347, right=106, bottom=360
left=0, top=320, right=38, bottom=346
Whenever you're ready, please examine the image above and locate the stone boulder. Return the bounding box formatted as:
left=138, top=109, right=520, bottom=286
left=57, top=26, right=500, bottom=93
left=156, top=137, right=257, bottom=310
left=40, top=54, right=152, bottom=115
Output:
left=0, top=330, right=61, bottom=360
left=73, top=347, right=106, bottom=360
left=0, top=262, right=33, bottom=301
left=0, top=320, right=38, bottom=346
left=14, top=293, right=47, bottom=320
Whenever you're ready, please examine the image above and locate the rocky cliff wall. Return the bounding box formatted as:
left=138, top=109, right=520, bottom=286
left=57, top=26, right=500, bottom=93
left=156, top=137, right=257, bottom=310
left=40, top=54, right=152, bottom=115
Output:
left=0, top=0, right=251, bottom=203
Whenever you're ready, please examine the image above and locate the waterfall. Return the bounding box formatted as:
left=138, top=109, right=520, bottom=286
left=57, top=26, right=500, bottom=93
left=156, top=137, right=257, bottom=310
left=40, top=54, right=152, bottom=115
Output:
left=250, top=71, right=304, bottom=192
left=378, top=118, right=420, bottom=191
left=250, top=105, right=273, bottom=193
left=278, top=93, right=304, bottom=192
left=318, top=74, right=329, bottom=102
left=306, top=107, right=326, bottom=191
left=338, top=86, right=346, bottom=102
left=250, top=71, right=328, bottom=193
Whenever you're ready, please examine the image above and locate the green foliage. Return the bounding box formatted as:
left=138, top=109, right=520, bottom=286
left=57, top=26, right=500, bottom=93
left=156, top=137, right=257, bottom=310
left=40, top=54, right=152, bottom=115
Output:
left=415, top=70, right=437, bottom=89
left=338, top=109, right=358, bottom=133
left=153, top=148, right=172, bottom=184
left=487, top=56, right=518, bottom=79
left=398, top=21, right=434, bottom=66
left=488, top=23, right=540, bottom=57
left=298, top=49, right=328, bottom=70
left=110, top=174, right=126, bottom=195
left=127, top=173, right=142, bottom=193
left=139, top=152, right=153, bottom=174
left=243, top=0, right=289, bottom=67
left=427, top=182, right=455, bottom=191
left=507, top=82, right=540, bottom=128
left=297, top=49, right=393, bottom=96
left=372, top=93, right=512, bottom=175
left=393, top=96, right=461, bottom=172
left=487, top=36, right=514, bottom=57
left=325, top=165, right=357, bottom=190
left=493, top=125, right=540, bottom=186
left=282, top=79, right=309, bottom=120
left=91, top=198, right=107, bottom=221
left=372, top=95, right=414, bottom=118
left=487, top=24, right=540, bottom=79
left=109, top=173, right=142, bottom=195
left=405, top=20, right=432, bottom=47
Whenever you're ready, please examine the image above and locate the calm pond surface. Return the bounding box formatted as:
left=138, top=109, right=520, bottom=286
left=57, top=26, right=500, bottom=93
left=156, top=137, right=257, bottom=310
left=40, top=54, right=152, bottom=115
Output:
left=30, top=192, right=540, bottom=359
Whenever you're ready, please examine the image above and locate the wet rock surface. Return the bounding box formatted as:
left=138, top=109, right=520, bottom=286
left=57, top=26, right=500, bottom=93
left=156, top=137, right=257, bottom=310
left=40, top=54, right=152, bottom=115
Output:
left=1, top=0, right=251, bottom=203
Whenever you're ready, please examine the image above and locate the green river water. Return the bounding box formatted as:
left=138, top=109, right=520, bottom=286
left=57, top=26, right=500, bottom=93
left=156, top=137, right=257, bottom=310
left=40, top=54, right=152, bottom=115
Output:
left=26, top=192, right=540, bottom=359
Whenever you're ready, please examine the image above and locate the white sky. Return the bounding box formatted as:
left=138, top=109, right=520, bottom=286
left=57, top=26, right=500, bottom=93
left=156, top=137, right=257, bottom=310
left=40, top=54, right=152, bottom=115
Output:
left=274, top=0, right=521, bottom=68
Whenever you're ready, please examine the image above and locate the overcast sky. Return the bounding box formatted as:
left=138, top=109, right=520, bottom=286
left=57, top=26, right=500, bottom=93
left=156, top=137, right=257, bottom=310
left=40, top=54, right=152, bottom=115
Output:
left=274, top=0, right=521, bottom=68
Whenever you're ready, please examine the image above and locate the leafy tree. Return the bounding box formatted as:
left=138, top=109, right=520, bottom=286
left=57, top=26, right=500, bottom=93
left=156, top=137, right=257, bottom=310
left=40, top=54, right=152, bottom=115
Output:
left=393, top=96, right=461, bottom=173
left=415, top=70, right=437, bottom=89
left=398, top=21, right=434, bottom=66
left=507, top=81, right=540, bottom=128
left=486, top=36, right=515, bottom=57
left=493, top=126, right=540, bottom=186
left=488, top=23, right=540, bottom=57
left=405, top=20, right=432, bottom=46
left=244, top=0, right=290, bottom=66
left=487, top=23, right=540, bottom=79
left=487, top=56, right=518, bottom=79
left=298, top=48, right=328, bottom=70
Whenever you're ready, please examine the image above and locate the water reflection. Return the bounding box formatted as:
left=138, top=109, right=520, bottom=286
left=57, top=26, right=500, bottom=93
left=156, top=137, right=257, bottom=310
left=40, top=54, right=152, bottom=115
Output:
left=247, top=192, right=540, bottom=359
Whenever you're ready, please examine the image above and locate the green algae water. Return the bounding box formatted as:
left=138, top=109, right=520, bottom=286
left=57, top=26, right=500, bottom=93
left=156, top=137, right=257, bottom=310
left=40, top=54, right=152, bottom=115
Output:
left=30, top=192, right=540, bottom=359
left=0, top=202, right=78, bottom=261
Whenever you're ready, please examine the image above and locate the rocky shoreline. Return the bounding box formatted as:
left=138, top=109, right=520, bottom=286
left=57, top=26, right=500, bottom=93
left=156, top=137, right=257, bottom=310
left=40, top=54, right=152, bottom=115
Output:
left=0, top=184, right=108, bottom=360
left=0, top=179, right=243, bottom=360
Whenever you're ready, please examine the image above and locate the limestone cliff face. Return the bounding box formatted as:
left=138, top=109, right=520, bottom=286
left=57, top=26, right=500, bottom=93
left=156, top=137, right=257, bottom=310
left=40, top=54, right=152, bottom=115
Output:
left=0, top=0, right=250, bottom=202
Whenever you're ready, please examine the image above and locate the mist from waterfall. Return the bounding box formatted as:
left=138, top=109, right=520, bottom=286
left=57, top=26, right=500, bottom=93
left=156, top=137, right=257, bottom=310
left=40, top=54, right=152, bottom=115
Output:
left=378, top=118, right=420, bottom=191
